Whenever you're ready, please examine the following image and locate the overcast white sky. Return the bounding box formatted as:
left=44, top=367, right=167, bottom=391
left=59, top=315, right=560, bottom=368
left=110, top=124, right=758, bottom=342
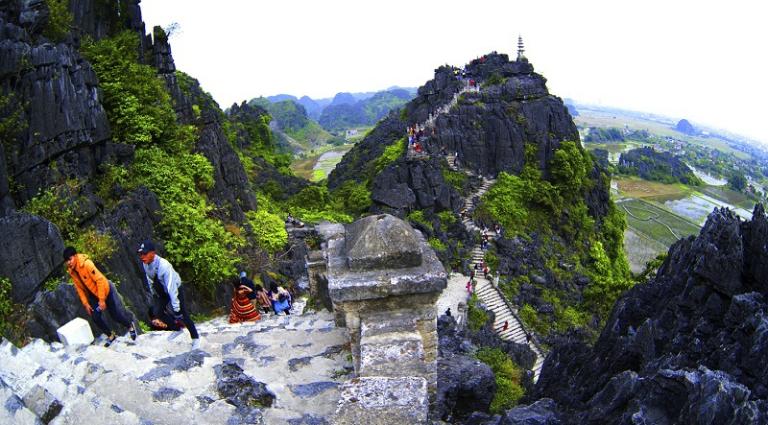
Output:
left=141, top=0, right=768, bottom=144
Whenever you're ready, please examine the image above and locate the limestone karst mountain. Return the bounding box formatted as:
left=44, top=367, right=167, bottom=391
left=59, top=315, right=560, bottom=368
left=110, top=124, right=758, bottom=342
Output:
left=0, top=0, right=301, bottom=342
left=473, top=205, right=768, bottom=424
left=2, top=1, right=767, bottom=424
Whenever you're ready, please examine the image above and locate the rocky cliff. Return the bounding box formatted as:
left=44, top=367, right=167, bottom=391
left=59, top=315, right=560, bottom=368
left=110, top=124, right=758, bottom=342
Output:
left=473, top=205, right=768, bottom=424
left=0, top=0, right=282, bottom=340
left=406, top=53, right=577, bottom=178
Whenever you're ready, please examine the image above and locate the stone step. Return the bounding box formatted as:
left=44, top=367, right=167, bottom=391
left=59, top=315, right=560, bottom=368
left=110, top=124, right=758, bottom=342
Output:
left=0, top=340, right=143, bottom=424
left=0, top=378, right=40, bottom=424
left=28, top=340, right=236, bottom=424
left=15, top=304, right=351, bottom=423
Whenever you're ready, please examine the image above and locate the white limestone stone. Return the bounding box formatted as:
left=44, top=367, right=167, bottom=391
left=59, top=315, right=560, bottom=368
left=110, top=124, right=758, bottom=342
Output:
left=56, top=317, right=94, bottom=346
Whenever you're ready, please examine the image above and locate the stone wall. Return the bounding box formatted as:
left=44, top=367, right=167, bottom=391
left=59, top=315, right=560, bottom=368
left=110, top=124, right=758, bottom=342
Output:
left=314, top=214, right=447, bottom=424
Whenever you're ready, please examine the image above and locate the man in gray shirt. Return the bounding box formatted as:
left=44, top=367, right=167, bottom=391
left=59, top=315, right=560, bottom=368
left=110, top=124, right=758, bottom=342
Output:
left=138, top=240, right=200, bottom=349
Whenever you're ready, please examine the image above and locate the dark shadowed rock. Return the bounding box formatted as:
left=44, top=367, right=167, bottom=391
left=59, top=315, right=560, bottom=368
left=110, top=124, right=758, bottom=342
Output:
left=371, top=157, right=463, bottom=216
left=528, top=206, right=768, bottom=424
left=0, top=212, right=64, bottom=302
left=288, top=382, right=339, bottom=399
left=214, top=360, right=275, bottom=409
left=500, top=398, right=561, bottom=425
left=436, top=354, right=495, bottom=422
left=152, top=387, right=183, bottom=402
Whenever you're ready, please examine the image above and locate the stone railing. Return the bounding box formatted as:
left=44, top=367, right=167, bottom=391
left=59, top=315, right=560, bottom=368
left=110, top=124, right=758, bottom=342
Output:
left=309, top=214, right=447, bottom=424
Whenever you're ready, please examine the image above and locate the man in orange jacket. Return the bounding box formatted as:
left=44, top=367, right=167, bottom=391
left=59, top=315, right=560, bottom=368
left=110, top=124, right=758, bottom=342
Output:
left=63, top=246, right=137, bottom=347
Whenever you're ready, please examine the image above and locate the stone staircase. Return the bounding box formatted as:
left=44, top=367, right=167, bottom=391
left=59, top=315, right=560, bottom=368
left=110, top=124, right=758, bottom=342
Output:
left=0, top=300, right=353, bottom=424
left=445, top=142, right=547, bottom=381
left=406, top=81, right=472, bottom=160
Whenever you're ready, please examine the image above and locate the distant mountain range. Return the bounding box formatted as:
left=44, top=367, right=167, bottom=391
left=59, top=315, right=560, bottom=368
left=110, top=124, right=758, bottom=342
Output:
left=263, top=87, right=416, bottom=123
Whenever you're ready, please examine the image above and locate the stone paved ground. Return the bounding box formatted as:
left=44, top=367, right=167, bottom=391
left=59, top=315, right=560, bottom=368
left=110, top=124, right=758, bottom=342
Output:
left=435, top=273, right=471, bottom=324
left=1, top=299, right=353, bottom=425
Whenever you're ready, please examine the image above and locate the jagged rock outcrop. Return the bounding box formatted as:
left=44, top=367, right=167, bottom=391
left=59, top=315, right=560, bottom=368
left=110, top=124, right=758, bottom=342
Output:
left=0, top=211, right=63, bottom=302
left=0, top=15, right=110, bottom=205
left=0, top=2, right=264, bottom=339
left=148, top=27, right=256, bottom=222
left=506, top=205, right=768, bottom=424
left=371, top=156, right=463, bottom=215
left=407, top=53, right=578, bottom=178
left=436, top=315, right=496, bottom=422
left=326, top=112, right=407, bottom=190
left=69, top=0, right=145, bottom=44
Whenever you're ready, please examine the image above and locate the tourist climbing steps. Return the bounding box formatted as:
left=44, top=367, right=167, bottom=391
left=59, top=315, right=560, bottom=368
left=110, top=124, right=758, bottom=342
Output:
left=0, top=301, right=353, bottom=425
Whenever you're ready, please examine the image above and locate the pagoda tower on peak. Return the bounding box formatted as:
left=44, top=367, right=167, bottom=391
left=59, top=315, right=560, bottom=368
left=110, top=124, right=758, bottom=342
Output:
left=517, top=35, right=528, bottom=62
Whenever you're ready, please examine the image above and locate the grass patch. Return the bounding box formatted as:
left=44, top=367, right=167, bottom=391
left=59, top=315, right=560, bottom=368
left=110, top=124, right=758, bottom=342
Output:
left=699, top=185, right=756, bottom=210
left=475, top=347, right=525, bottom=413
left=615, top=176, right=689, bottom=199
left=620, top=198, right=700, bottom=246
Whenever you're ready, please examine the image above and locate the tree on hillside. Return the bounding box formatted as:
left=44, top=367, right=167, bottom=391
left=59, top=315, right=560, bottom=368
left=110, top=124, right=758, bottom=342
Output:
left=728, top=172, right=747, bottom=192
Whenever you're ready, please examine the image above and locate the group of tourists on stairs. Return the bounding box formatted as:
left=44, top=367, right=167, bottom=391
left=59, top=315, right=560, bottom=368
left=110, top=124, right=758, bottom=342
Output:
left=229, top=271, right=293, bottom=324
left=62, top=236, right=298, bottom=349
left=63, top=240, right=201, bottom=349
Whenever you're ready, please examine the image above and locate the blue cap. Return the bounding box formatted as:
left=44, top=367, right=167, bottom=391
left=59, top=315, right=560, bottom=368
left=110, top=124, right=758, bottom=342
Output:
left=240, top=271, right=247, bottom=278
left=137, top=240, right=156, bottom=254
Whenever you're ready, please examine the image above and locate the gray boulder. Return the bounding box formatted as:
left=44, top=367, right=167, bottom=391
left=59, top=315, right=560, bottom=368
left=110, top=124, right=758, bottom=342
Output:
left=0, top=212, right=63, bottom=302
left=436, top=354, right=496, bottom=422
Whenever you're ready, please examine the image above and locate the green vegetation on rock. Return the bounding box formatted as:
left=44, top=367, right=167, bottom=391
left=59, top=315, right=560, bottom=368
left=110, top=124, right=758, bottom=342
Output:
left=81, top=31, right=176, bottom=146
left=373, top=137, right=406, bottom=174
left=0, top=276, right=26, bottom=345
left=475, top=347, right=525, bottom=413
left=43, top=0, right=73, bottom=42
left=467, top=293, right=488, bottom=331
left=478, top=142, right=631, bottom=336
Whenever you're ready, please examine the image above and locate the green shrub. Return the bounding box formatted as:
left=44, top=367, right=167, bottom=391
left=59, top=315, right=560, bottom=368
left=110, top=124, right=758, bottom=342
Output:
left=72, top=227, right=117, bottom=264
left=428, top=237, right=447, bottom=252
left=476, top=347, right=525, bottom=413
left=519, top=303, right=548, bottom=336
left=81, top=31, right=176, bottom=146
left=442, top=167, right=467, bottom=192
left=484, top=250, right=498, bottom=273
left=22, top=187, right=79, bottom=241
left=43, top=0, right=73, bottom=42
left=133, top=147, right=242, bottom=293
left=437, top=211, right=456, bottom=227
left=583, top=241, right=633, bottom=320
left=373, top=137, right=405, bottom=174
left=0, top=277, right=27, bottom=345
left=483, top=73, right=506, bottom=88
left=246, top=210, right=287, bottom=255
left=331, top=180, right=372, bottom=217
left=407, top=210, right=433, bottom=232
left=467, top=293, right=488, bottom=331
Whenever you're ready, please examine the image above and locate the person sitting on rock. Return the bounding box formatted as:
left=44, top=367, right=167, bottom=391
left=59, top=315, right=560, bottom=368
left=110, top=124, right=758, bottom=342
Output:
left=63, top=246, right=137, bottom=347
left=238, top=271, right=259, bottom=308
left=253, top=284, right=273, bottom=314
left=229, top=279, right=261, bottom=324
left=269, top=283, right=292, bottom=315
